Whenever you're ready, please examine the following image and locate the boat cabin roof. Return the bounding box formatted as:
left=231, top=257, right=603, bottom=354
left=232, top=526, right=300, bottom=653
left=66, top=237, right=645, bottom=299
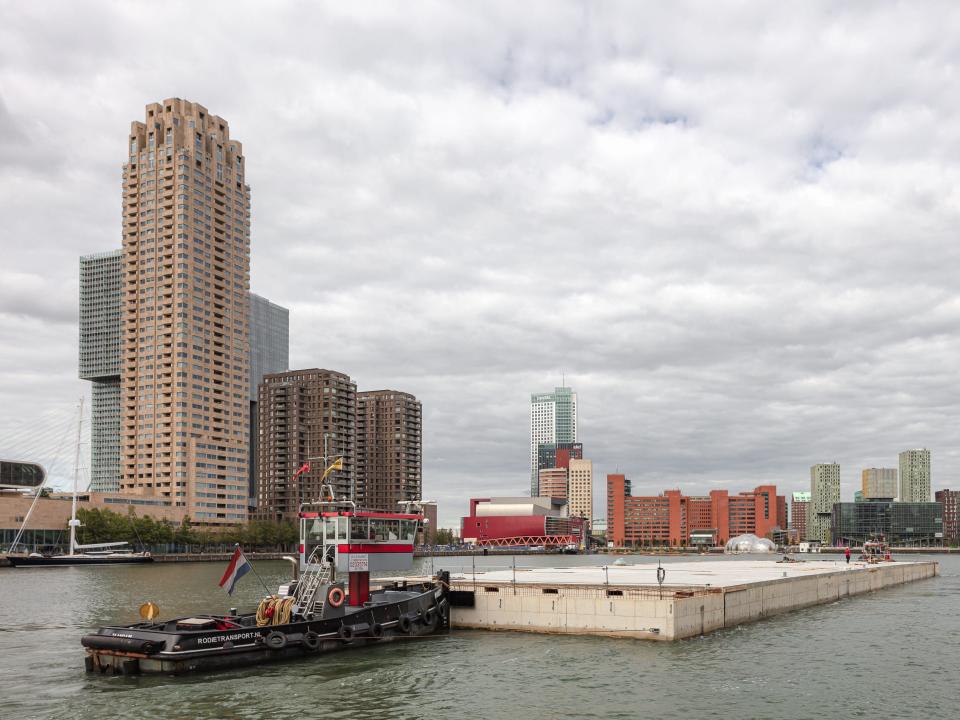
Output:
left=299, top=511, right=421, bottom=520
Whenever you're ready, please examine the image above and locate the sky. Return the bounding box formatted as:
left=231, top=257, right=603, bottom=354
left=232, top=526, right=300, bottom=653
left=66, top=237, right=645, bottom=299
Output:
left=1, top=1, right=959, bottom=526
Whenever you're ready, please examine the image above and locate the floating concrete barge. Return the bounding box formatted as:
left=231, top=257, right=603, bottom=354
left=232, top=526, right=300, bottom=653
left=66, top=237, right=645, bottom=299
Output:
left=440, top=559, right=938, bottom=640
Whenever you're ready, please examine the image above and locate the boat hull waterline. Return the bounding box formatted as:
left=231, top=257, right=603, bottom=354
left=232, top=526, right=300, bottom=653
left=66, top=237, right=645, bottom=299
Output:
left=82, top=580, right=448, bottom=675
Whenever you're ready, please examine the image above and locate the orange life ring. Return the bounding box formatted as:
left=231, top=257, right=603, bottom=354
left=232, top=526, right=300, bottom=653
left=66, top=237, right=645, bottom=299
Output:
left=327, top=586, right=345, bottom=608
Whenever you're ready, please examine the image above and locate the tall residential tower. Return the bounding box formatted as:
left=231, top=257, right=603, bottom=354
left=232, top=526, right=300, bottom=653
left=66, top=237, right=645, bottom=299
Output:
left=530, top=387, right=577, bottom=496
left=256, top=369, right=357, bottom=521
left=356, top=390, right=422, bottom=512
left=808, top=463, right=840, bottom=544
left=119, top=99, right=250, bottom=525
left=899, top=449, right=931, bottom=502
left=861, top=468, right=897, bottom=500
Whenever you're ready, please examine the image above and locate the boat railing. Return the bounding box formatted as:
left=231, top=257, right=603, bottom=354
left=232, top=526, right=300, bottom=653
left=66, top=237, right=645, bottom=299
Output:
left=291, top=545, right=333, bottom=617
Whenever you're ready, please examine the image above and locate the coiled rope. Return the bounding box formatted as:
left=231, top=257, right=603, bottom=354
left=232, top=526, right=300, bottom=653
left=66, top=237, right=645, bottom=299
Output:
left=256, top=596, right=295, bottom=627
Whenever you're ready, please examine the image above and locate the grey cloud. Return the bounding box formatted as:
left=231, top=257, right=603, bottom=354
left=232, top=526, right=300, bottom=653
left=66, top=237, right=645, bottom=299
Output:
left=2, top=2, right=960, bottom=526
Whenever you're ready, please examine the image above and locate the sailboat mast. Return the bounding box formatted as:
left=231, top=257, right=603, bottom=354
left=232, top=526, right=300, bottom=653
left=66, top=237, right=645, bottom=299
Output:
left=68, top=397, right=84, bottom=557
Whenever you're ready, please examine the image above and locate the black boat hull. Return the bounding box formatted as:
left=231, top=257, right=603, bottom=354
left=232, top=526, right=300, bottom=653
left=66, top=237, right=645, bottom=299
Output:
left=9, top=555, right=154, bottom=567
left=82, top=580, right=448, bottom=675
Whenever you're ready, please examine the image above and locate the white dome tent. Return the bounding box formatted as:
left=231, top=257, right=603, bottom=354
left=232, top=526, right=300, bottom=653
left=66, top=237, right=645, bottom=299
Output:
left=724, top=533, right=776, bottom=554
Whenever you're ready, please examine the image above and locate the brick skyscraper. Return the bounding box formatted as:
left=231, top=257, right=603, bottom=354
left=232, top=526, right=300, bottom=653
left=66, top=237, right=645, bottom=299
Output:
left=356, top=390, right=422, bottom=511
left=119, top=99, right=250, bottom=525
left=256, top=369, right=357, bottom=521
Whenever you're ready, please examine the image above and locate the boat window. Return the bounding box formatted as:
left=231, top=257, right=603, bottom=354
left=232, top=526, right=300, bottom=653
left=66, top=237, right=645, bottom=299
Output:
left=350, top=518, right=369, bottom=541
left=304, top=518, right=322, bottom=541
left=370, top=519, right=400, bottom=542
left=337, top=517, right=347, bottom=540
left=323, top=516, right=338, bottom=543
left=401, top=520, right=417, bottom=542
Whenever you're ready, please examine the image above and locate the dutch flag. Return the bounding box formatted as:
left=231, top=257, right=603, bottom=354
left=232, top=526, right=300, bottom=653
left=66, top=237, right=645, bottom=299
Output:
left=219, top=546, right=252, bottom=595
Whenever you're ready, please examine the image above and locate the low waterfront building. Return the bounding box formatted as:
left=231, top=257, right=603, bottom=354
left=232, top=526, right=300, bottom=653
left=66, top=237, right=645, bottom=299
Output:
left=0, top=491, right=180, bottom=552
left=460, top=497, right=585, bottom=546
left=934, top=489, right=959, bottom=543
left=830, top=501, right=944, bottom=546
left=606, top=476, right=785, bottom=548
left=591, top=517, right=607, bottom=540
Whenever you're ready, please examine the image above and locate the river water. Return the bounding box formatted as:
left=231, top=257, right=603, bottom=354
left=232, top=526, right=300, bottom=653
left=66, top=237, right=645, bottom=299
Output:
left=0, top=553, right=955, bottom=719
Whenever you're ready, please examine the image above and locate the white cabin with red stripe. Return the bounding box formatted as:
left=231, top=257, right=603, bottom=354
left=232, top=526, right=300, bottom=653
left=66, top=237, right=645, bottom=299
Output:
left=299, top=510, right=420, bottom=573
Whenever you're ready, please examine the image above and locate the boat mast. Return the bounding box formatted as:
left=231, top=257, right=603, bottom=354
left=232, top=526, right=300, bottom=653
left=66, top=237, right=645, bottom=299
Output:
left=67, top=397, right=84, bottom=557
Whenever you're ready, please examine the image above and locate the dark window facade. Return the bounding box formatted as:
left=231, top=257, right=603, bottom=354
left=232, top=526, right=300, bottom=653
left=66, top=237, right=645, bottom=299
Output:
left=0, top=461, right=45, bottom=489
left=831, top=501, right=944, bottom=546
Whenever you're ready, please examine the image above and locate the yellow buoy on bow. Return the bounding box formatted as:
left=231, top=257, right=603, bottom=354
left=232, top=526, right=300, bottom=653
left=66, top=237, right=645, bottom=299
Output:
left=139, top=601, right=160, bottom=620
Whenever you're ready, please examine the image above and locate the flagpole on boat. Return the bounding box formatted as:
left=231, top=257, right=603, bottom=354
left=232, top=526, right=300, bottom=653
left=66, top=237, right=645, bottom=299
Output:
left=238, top=544, right=274, bottom=596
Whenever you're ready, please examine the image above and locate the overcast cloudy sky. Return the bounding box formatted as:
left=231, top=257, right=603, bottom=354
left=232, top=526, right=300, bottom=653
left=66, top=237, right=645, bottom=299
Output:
left=1, top=1, right=959, bottom=525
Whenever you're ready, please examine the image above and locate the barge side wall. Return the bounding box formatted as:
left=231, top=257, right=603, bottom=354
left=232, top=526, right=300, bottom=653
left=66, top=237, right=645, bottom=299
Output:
left=451, top=561, right=938, bottom=641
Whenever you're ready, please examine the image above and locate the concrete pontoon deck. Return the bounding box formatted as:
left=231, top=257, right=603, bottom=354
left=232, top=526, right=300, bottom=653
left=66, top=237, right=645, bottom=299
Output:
left=438, top=559, right=938, bottom=640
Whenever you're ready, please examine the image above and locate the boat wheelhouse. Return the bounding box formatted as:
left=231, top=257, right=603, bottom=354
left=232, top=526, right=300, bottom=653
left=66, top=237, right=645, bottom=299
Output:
left=299, top=507, right=420, bottom=605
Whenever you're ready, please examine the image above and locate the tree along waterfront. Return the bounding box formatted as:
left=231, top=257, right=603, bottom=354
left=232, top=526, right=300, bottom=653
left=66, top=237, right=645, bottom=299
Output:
left=75, top=507, right=298, bottom=554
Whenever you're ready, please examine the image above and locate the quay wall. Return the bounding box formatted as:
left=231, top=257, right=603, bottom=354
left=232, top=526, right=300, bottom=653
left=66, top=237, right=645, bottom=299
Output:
left=450, top=561, right=938, bottom=641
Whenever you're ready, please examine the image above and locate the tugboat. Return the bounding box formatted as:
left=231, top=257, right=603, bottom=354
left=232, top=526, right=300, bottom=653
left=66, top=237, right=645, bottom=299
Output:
left=860, top=535, right=894, bottom=563
left=81, top=482, right=449, bottom=675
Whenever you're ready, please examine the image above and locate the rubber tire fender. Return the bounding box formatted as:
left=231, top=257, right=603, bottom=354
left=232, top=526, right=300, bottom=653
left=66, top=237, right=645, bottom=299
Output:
left=423, top=607, right=439, bottom=631
left=370, top=623, right=384, bottom=639
left=397, top=614, right=413, bottom=634
left=338, top=624, right=354, bottom=642
left=301, top=631, right=321, bottom=651
left=265, top=630, right=287, bottom=651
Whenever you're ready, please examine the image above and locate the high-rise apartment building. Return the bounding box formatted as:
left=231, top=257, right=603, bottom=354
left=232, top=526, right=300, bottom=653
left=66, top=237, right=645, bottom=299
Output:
left=118, top=99, right=251, bottom=525
left=808, top=463, right=840, bottom=544
left=247, top=294, right=289, bottom=505
left=899, top=449, right=931, bottom=502
left=256, top=369, right=356, bottom=521
left=530, top=387, right=577, bottom=496
left=79, top=250, right=123, bottom=492
left=356, top=390, right=422, bottom=511
left=568, top=458, right=593, bottom=527
left=861, top=468, right=897, bottom=500
left=790, top=491, right=810, bottom=539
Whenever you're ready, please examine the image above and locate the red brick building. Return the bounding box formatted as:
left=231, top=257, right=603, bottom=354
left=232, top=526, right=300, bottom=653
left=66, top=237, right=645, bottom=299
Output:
left=606, top=475, right=786, bottom=547
left=790, top=492, right=810, bottom=541
left=935, top=489, right=959, bottom=543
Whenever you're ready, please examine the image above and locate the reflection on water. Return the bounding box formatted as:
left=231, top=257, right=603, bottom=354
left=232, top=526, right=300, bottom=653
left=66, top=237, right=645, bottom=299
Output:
left=0, top=554, right=956, bottom=719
